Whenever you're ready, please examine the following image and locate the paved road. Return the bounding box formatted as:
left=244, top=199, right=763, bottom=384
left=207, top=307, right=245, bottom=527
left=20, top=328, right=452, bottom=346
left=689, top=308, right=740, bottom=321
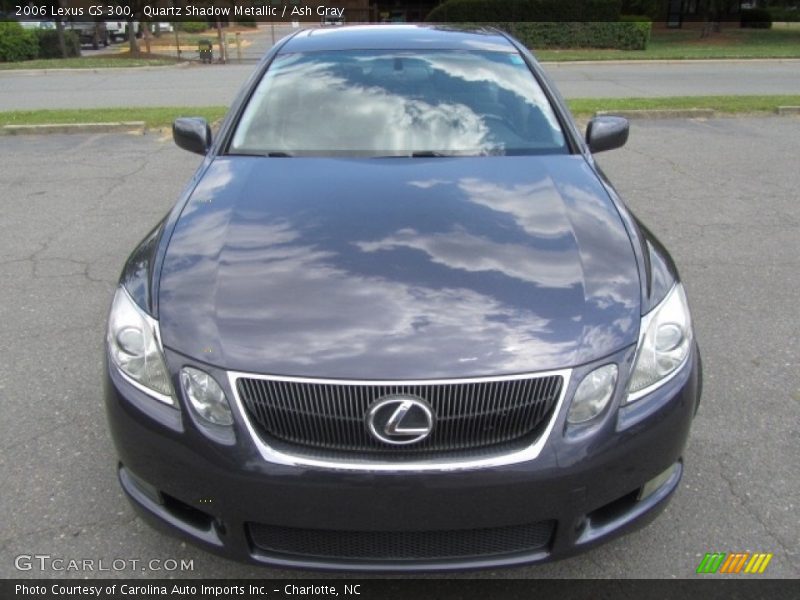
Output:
left=1, top=33, right=799, bottom=110
left=545, top=59, right=800, bottom=98
left=0, top=116, right=798, bottom=579
left=0, top=23, right=296, bottom=112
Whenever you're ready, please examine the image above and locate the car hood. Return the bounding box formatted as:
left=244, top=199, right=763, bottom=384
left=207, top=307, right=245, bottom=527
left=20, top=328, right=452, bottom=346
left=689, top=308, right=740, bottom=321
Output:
left=159, top=155, right=640, bottom=379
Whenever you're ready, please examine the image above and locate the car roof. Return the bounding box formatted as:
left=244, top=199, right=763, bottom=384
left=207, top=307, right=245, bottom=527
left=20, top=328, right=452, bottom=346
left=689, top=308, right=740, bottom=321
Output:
left=279, top=24, right=517, bottom=53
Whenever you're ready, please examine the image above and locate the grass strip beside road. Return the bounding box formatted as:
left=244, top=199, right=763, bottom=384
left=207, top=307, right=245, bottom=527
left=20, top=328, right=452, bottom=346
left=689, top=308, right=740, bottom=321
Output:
left=0, top=57, right=179, bottom=70
left=1, top=96, right=799, bottom=130
left=567, top=95, right=800, bottom=116
left=0, top=107, right=228, bottom=129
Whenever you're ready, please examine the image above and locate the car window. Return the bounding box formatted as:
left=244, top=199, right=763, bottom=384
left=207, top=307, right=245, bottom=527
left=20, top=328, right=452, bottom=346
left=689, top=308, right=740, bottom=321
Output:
left=230, top=50, right=568, bottom=157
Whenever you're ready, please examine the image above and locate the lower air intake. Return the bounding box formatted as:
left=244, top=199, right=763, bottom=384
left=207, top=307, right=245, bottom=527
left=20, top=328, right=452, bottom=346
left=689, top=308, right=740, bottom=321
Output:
left=248, top=520, right=555, bottom=561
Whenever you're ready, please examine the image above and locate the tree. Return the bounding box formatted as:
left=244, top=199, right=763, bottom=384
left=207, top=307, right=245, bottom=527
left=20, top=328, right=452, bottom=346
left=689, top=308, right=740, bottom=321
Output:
left=54, top=0, right=67, bottom=58
left=127, top=1, right=149, bottom=56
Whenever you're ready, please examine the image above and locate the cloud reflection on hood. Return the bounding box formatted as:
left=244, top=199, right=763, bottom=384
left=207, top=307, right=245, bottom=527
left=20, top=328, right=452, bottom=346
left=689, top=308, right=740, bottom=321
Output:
left=158, top=154, right=640, bottom=379
left=161, top=211, right=575, bottom=378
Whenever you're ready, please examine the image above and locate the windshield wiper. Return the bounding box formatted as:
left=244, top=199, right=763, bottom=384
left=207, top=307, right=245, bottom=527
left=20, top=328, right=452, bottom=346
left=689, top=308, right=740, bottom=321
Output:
left=226, top=151, right=293, bottom=158
left=372, top=151, right=454, bottom=158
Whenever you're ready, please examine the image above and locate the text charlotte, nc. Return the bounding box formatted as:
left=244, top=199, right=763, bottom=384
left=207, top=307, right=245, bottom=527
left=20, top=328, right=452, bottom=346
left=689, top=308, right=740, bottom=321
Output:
left=144, top=4, right=345, bottom=18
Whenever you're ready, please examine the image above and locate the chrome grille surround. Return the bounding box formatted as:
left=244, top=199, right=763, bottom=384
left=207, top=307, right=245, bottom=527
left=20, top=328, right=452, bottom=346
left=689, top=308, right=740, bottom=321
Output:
left=227, top=369, right=572, bottom=472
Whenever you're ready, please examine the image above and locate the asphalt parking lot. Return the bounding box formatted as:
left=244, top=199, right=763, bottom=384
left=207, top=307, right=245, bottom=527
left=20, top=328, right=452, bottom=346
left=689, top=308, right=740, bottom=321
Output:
left=0, top=116, right=798, bottom=579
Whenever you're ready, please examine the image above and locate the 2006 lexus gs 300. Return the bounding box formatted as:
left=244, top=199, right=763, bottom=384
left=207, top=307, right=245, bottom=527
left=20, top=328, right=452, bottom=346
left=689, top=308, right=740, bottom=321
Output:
left=105, top=25, right=702, bottom=571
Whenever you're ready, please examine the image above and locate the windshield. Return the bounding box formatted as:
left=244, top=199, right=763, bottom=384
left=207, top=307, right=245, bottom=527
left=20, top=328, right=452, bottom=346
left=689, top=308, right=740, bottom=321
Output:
left=230, top=50, right=568, bottom=157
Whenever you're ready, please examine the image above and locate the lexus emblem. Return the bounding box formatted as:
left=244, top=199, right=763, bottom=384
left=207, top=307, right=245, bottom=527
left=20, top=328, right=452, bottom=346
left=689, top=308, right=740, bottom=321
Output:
left=366, top=395, right=434, bottom=445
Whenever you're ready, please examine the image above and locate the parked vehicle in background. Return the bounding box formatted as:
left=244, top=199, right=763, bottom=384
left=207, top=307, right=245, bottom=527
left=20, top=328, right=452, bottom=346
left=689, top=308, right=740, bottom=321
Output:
left=128, top=21, right=143, bottom=39
left=68, top=21, right=108, bottom=50
left=18, top=20, right=56, bottom=30
left=107, top=21, right=126, bottom=42
left=153, top=22, right=174, bottom=34
left=109, top=21, right=171, bottom=40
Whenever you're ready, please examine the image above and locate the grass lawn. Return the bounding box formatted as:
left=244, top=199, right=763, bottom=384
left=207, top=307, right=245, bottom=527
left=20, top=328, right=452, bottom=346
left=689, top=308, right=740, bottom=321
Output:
left=537, top=26, right=800, bottom=61
left=566, top=95, right=800, bottom=116
left=2, top=96, right=799, bottom=130
left=0, top=56, right=179, bottom=70
left=0, top=107, right=228, bottom=129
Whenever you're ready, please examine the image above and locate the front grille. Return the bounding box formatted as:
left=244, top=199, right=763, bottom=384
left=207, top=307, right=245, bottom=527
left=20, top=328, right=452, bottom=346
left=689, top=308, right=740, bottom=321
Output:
left=235, top=374, right=563, bottom=456
left=248, top=520, right=555, bottom=561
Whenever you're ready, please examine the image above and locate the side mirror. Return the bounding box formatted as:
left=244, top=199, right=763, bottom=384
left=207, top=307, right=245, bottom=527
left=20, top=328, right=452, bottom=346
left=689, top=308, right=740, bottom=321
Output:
left=173, top=117, right=211, bottom=155
left=585, top=116, right=629, bottom=153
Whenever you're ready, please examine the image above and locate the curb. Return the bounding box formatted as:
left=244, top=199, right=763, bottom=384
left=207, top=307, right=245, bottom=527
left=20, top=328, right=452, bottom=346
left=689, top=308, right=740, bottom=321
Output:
left=0, top=109, right=794, bottom=136
left=0, top=63, right=191, bottom=76
left=594, top=108, right=716, bottom=119
left=540, top=58, right=800, bottom=66
left=1, top=122, right=146, bottom=136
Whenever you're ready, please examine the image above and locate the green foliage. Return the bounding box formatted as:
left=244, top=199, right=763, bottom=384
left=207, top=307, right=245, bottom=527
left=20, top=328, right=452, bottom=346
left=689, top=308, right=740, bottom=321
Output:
left=741, top=8, right=773, bottom=28
left=176, top=22, right=208, bottom=33
left=35, top=30, right=81, bottom=59
left=236, top=18, right=258, bottom=28
left=769, top=7, right=800, bottom=22
left=509, top=21, right=651, bottom=50
left=621, top=0, right=662, bottom=19
left=424, top=0, right=647, bottom=50
left=426, top=0, right=622, bottom=22
left=450, top=21, right=652, bottom=50
left=0, top=21, right=39, bottom=62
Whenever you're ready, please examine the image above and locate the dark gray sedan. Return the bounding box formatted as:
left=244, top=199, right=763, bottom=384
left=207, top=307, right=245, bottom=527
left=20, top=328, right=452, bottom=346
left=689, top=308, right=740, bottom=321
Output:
left=104, top=25, right=701, bottom=571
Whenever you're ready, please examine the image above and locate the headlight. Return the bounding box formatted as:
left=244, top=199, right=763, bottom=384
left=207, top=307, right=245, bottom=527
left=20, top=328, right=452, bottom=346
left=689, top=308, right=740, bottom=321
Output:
left=626, top=283, right=693, bottom=402
left=568, top=364, right=618, bottom=424
left=180, top=367, right=233, bottom=426
left=107, top=287, right=174, bottom=404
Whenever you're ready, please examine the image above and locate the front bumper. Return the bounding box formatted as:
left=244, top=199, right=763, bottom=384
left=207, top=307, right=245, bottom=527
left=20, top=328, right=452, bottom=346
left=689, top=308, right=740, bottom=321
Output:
left=104, top=345, right=701, bottom=572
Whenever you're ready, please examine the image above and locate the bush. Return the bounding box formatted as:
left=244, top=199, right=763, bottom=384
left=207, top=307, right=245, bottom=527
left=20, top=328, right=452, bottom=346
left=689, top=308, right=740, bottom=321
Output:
left=768, top=8, right=800, bottom=23
left=177, top=22, right=208, bottom=33
left=510, top=21, right=651, bottom=50
left=426, top=0, right=622, bottom=22
left=620, top=14, right=651, bottom=22
left=36, top=29, right=81, bottom=59
left=740, top=8, right=772, bottom=29
left=0, top=21, right=39, bottom=62
left=620, top=0, right=661, bottom=20
left=424, top=0, right=648, bottom=50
